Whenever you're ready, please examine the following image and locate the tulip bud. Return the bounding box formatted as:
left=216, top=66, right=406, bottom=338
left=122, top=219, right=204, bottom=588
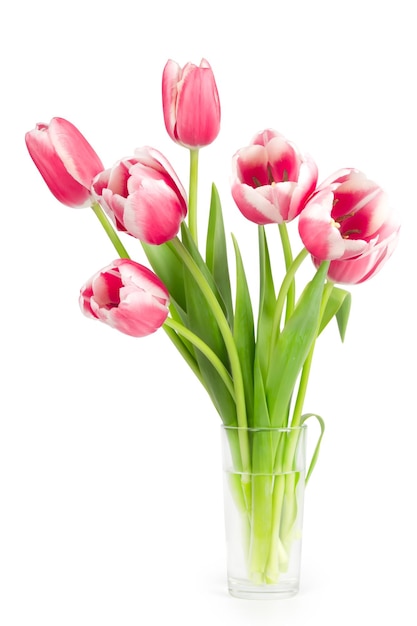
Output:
left=231, top=129, right=318, bottom=224
left=25, top=117, right=104, bottom=208
left=79, top=258, right=170, bottom=337
left=92, top=147, right=187, bottom=245
left=162, top=58, right=221, bottom=148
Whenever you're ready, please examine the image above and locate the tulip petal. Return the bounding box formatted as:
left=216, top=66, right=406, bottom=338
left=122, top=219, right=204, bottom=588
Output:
left=231, top=182, right=281, bottom=225
left=124, top=181, right=185, bottom=244
left=265, top=136, right=300, bottom=182
left=48, top=117, right=104, bottom=188
left=251, top=129, right=283, bottom=147
left=133, top=147, right=188, bottom=210
left=299, top=191, right=347, bottom=259
left=162, top=59, right=182, bottom=142
left=25, top=126, right=91, bottom=207
left=117, top=259, right=169, bottom=301
left=175, top=63, right=220, bottom=148
left=233, top=146, right=269, bottom=187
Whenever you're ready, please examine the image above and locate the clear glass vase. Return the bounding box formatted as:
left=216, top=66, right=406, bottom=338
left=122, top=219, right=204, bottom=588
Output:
left=221, top=425, right=307, bottom=599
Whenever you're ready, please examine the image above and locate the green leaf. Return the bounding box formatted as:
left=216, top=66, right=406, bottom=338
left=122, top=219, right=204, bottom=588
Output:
left=266, top=262, right=329, bottom=427
left=141, top=241, right=187, bottom=312
left=206, top=184, right=234, bottom=327
left=300, top=413, right=326, bottom=484
left=181, top=223, right=230, bottom=319
left=336, top=291, right=351, bottom=342
left=179, top=231, right=237, bottom=425
left=232, top=234, right=255, bottom=426
left=319, top=286, right=351, bottom=342
left=253, top=356, right=271, bottom=429
left=256, top=226, right=276, bottom=380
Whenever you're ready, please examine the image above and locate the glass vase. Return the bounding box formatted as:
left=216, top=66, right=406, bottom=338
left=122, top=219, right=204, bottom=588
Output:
left=221, top=425, right=308, bottom=599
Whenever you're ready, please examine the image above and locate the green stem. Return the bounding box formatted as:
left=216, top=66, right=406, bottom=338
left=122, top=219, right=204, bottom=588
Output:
left=278, top=223, right=295, bottom=321
left=168, top=236, right=251, bottom=472
left=188, top=149, right=199, bottom=244
left=268, top=248, right=309, bottom=367
left=249, top=474, right=275, bottom=582
left=291, top=276, right=333, bottom=428
left=164, top=317, right=235, bottom=400
left=91, top=202, right=130, bottom=259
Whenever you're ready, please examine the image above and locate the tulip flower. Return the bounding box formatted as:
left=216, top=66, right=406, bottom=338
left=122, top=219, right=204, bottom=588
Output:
left=79, top=258, right=170, bottom=337
left=162, top=58, right=221, bottom=149
left=298, top=168, right=400, bottom=283
left=92, top=147, right=187, bottom=245
left=25, top=117, right=104, bottom=208
left=231, top=129, right=318, bottom=225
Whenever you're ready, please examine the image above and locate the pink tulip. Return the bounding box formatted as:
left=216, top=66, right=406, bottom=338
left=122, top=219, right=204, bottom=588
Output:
left=231, top=129, right=318, bottom=225
left=298, top=169, right=400, bottom=284
left=92, top=147, right=187, bottom=245
left=25, top=117, right=104, bottom=208
left=162, top=58, right=221, bottom=148
left=79, top=258, right=170, bottom=337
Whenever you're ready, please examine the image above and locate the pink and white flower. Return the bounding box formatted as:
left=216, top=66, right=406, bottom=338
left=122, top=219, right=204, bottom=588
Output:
left=162, top=58, right=221, bottom=148
left=231, top=129, right=318, bottom=225
left=25, top=117, right=104, bottom=208
left=298, top=168, right=400, bottom=284
left=79, top=258, right=170, bottom=337
left=92, top=147, right=187, bottom=245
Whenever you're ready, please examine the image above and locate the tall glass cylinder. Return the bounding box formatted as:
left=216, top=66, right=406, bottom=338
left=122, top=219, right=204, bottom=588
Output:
left=221, top=425, right=307, bottom=599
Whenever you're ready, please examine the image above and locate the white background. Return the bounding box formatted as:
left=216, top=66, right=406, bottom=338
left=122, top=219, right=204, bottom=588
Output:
left=1, top=1, right=416, bottom=624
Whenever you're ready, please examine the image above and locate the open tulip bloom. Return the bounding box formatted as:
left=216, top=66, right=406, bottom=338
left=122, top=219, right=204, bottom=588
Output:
left=26, top=57, right=399, bottom=590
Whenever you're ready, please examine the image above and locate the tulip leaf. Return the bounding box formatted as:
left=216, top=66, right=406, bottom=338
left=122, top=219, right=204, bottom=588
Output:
left=141, top=241, right=187, bottom=313
left=266, top=262, right=329, bottom=427
left=183, top=283, right=237, bottom=424
left=336, top=290, right=351, bottom=342
left=253, top=355, right=271, bottom=429
left=319, top=286, right=351, bottom=342
left=178, top=229, right=237, bottom=425
left=300, top=412, right=326, bottom=484
left=181, top=223, right=230, bottom=320
left=231, top=233, right=255, bottom=426
left=256, top=226, right=276, bottom=380
left=206, top=184, right=234, bottom=327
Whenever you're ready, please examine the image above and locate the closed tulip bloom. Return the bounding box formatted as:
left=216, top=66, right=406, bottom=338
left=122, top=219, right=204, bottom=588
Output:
left=25, top=117, right=104, bottom=208
left=79, top=258, right=170, bottom=337
left=162, top=58, right=221, bottom=148
left=298, top=169, right=400, bottom=284
left=231, top=129, right=318, bottom=225
left=92, top=147, right=187, bottom=245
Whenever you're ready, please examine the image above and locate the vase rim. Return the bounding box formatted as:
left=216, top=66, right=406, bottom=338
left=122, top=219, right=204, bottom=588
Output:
left=221, top=424, right=307, bottom=433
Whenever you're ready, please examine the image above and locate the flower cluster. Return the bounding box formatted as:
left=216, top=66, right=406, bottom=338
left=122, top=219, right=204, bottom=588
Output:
left=26, top=56, right=400, bottom=590
left=25, top=57, right=399, bottom=421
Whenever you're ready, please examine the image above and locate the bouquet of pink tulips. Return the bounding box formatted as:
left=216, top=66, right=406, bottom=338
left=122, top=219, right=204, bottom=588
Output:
left=25, top=58, right=399, bottom=588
